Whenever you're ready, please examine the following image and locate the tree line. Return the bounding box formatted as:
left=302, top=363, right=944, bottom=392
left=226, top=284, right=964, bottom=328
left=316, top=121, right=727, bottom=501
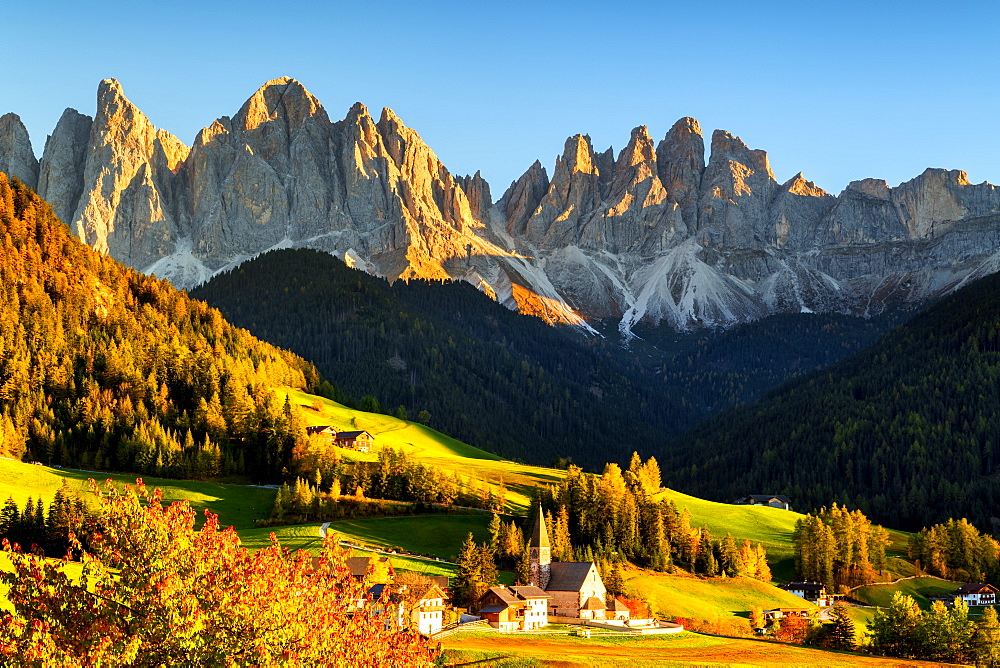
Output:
left=908, top=517, right=1000, bottom=583
left=267, top=474, right=457, bottom=525
left=538, top=455, right=770, bottom=580
left=0, top=174, right=318, bottom=484
left=793, top=504, right=890, bottom=591
left=668, top=267, right=1000, bottom=530
left=282, top=445, right=510, bottom=516
left=0, top=480, right=91, bottom=557
left=869, top=593, right=1000, bottom=664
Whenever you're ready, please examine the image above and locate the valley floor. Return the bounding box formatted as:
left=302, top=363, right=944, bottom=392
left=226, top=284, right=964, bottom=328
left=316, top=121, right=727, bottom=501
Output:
left=439, top=630, right=943, bottom=667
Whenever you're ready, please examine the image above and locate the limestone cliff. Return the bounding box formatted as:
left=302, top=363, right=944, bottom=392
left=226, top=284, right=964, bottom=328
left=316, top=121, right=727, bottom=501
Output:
left=0, top=113, right=38, bottom=190
left=7, top=78, right=1000, bottom=333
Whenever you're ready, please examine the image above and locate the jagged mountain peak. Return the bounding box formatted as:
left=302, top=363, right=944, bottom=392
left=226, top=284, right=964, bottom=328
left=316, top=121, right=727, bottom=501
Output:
left=845, top=178, right=891, bottom=199
left=378, top=106, right=402, bottom=124
left=0, top=112, right=37, bottom=190
left=709, top=129, right=774, bottom=179
left=559, top=134, right=598, bottom=175
left=233, top=76, right=327, bottom=132
left=98, top=77, right=123, bottom=95
left=7, top=78, right=1000, bottom=335
left=346, top=101, right=370, bottom=118
left=782, top=172, right=830, bottom=197
left=668, top=116, right=703, bottom=137
left=617, top=125, right=657, bottom=167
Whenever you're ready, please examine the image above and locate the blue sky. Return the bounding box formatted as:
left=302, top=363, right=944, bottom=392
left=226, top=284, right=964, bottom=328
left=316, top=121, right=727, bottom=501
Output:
left=4, top=0, right=998, bottom=195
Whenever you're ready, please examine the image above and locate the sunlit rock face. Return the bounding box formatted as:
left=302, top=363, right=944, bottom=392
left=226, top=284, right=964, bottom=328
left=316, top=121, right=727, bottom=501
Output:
left=9, top=78, right=1000, bottom=332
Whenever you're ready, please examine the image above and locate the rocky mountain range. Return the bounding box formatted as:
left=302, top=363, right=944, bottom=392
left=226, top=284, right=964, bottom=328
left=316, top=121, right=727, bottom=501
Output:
left=2, top=77, right=999, bottom=333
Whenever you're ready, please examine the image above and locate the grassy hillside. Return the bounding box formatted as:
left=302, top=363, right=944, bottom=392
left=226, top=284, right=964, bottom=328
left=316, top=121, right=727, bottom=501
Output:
left=0, top=459, right=274, bottom=530
left=281, top=387, right=567, bottom=512
left=654, top=488, right=912, bottom=581
left=240, top=514, right=492, bottom=562
left=624, top=567, right=817, bottom=623
left=287, top=385, right=920, bottom=583
left=0, top=407, right=915, bottom=607
left=237, top=523, right=461, bottom=579
left=853, top=576, right=961, bottom=609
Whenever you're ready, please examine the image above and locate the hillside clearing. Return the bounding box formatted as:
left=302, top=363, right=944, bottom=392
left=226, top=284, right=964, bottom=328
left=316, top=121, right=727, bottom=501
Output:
left=853, top=576, right=962, bottom=609
left=0, top=459, right=274, bottom=530
left=624, top=567, right=817, bottom=626
left=280, top=388, right=566, bottom=512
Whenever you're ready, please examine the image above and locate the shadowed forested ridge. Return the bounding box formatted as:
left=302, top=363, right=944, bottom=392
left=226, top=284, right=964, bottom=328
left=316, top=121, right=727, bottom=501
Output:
left=193, top=249, right=687, bottom=468
left=667, top=269, right=1000, bottom=530
left=0, top=173, right=317, bottom=482
left=192, top=248, right=903, bottom=470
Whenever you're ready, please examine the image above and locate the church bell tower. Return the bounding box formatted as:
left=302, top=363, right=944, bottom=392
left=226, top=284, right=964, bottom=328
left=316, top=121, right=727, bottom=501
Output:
left=529, top=505, right=551, bottom=590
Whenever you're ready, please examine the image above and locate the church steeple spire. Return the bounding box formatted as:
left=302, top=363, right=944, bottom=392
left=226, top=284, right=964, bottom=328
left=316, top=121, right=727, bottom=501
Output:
left=529, top=505, right=551, bottom=590
left=530, top=504, right=550, bottom=549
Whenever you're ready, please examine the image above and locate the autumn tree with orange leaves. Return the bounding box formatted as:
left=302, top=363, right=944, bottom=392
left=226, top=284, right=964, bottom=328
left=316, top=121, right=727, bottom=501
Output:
left=0, top=480, right=437, bottom=666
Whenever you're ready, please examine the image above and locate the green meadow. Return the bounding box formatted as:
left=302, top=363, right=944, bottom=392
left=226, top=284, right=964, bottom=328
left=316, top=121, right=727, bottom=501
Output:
left=654, top=488, right=913, bottom=582
left=0, top=458, right=274, bottom=530
left=0, top=389, right=917, bottom=600
left=625, top=567, right=817, bottom=624
left=280, top=387, right=566, bottom=513
left=853, top=576, right=962, bottom=609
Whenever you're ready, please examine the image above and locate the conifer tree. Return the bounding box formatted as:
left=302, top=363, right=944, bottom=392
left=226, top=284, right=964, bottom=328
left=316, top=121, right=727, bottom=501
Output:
left=452, top=533, right=482, bottom=607
left=0, top=496, right=18, bottom=537
left=605, top=561, right=626, bottom=597
left=477, top=544, right=498, bottom=594
left=824, top=601, right=857, bottom=650
left=974, top=605, right=1000, bottom=666
left=515, top=547, right=532, bottom=586
left=749, top=606, right=764, bottom=630
left=553, top=505, right=572, bottom=561
left=487, top=512, right=502, bottom=554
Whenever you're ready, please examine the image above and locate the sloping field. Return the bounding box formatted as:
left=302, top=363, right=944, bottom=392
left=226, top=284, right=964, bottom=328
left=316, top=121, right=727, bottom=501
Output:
left=625, top=567, right=816, bottom=624
left=281, top=388, right=565, bottom=512
left=655, top=489, right=802, bottom=580
left=440, top=629, right=939, bottom=666
left=239, top=514, right=492, bottom=562
left=236, top=522, right=461, bottom=579
left=853, top=576, right=961, bottom=609
left=0, top=459, right=274, bottom=530
left=654, top=488, right=912, bottom=581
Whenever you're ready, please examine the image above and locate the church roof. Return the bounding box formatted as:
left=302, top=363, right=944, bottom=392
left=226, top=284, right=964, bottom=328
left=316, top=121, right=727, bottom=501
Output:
left=529, top=505, right=550, bottom=549
left=609, top=597, right=630, bottom=611
left=546, top=562, right=597, bottom=592
left=581, top=596, right=606, bottom=610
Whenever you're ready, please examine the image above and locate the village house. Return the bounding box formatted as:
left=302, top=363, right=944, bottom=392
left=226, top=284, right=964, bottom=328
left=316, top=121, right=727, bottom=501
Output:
left=476, top=585, right=551, bottom=631
left=778, top=582, right=832, bottom=606
left=305, top=425, right=337, bottom=441
left=762, top=607, right=811, bottom=622
left=527, top=506, right=629, bottom=622
left=404, top=583, right=448, bottom=636
left=335, top=430, right=374, bottom=452
left=956, top=583, right=999, bottom=606
left=356, top=581, right=451, bottom=636
left=732, top=495, right=793, bottom=511
left=345, top=555, right=395, bottom=584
